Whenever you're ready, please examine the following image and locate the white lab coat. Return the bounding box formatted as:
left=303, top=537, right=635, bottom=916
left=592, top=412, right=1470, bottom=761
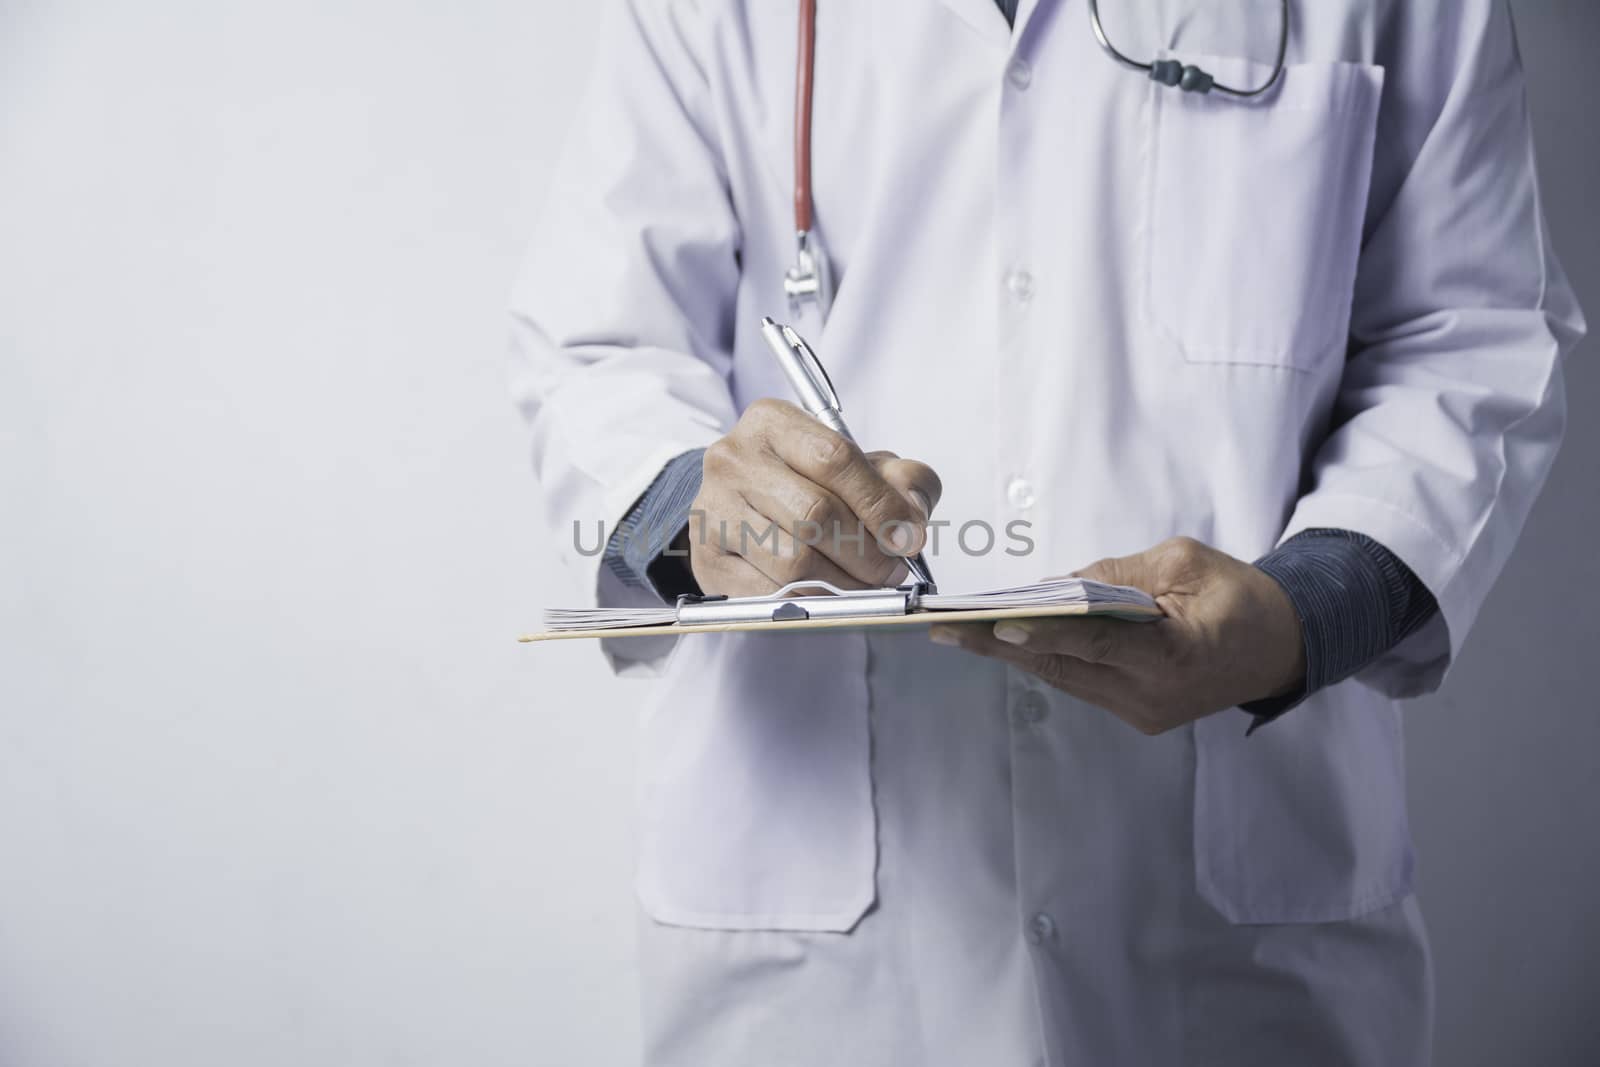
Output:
left=510, top=0, right=1582, bottom=1063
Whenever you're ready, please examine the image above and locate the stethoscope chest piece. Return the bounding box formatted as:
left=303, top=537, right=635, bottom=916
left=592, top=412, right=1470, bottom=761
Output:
left=784, top=230, right=833, bottom=314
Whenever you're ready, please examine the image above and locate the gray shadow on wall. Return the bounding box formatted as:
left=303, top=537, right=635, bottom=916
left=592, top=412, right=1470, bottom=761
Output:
left=1406, top=3, right=1600, bottom=1065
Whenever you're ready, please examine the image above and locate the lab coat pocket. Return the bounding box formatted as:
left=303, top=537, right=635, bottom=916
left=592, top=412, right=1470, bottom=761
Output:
left=1193, top=688, right=1414, bottom=925
left=1145, top=59, right=1385, bottom=370
left=636, top=630, right=875, bottom=932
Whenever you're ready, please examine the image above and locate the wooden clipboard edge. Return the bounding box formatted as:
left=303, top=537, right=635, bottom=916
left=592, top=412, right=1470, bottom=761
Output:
left=518, top=600, right=1162, bottom=643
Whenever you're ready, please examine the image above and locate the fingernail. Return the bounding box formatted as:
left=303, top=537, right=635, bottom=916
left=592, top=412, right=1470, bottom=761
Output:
left=888, top=524, right=915, bottom=553
left=994, top=623, right=1031, bottom=646
left=929, top=627, right=959, bottom=646
left=908, top=488, right=932, bottom=519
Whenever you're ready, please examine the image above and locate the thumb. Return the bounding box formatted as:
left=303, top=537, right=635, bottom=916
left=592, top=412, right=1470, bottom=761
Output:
left=1071, top=546, right=1165, bottom=595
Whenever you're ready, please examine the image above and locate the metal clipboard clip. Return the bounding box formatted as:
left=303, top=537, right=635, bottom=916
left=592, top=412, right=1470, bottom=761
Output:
left=676, top=579, right=927, bottom=627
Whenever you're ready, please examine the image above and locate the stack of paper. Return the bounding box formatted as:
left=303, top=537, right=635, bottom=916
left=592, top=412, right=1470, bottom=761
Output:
left=542, top=605, right=679, bottom=632
left=920, top=577, right=1158, bottom=613
left=538, top=577, right=1158, bottom=634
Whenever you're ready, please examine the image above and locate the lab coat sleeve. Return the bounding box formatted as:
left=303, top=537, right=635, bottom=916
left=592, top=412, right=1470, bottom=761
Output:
left=508, top=0, right=740, bottom=673
left=1277, top=0, right=1585, bottom=698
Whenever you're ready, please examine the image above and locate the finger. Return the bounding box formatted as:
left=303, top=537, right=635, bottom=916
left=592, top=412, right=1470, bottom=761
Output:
left=927, top=623, right=1127, bottom=711
left=867, top=453, right=943, bottom=520
left=735, top=456, right=907, bottom=587
left=1072, top=551, right=1160, bottom=593
left=705, top=433, right=902, bottom=585
left=763, top=421, right=928, bottom=557
left=984, top=616, right=1168, bottom=671
left=721, top=493, right=883, bottom=592
left=693, top=547, right=780, bottom=599
left=1074, top=536, right=1212, bottom=596
left=744, top=398, right=863, bottom=480
left=686, top=484, right=772, bottom=555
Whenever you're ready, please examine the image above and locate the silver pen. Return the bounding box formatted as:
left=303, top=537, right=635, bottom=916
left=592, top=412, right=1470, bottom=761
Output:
left=759, top=316, right=937, bottom=591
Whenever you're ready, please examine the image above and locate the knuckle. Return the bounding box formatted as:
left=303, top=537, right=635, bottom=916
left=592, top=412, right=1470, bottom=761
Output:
left=798, top=489, right=837, bottom=529
left=745, top=396, right=785, bottom=424
left=811, top=432, right=857, bottom=478
left=859, top=482, right=910, bottom=527
left=1166, top=536, right=1204, bottom=564
left=702, top=438, right=739, bottom=478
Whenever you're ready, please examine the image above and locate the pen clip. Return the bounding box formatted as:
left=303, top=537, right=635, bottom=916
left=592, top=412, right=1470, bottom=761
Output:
left=779, top=324, right=841, bottom=411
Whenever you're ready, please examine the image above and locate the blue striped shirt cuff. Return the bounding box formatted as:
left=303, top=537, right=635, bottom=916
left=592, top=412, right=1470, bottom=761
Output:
left=603, top=448, right=706, bottom=604
left=1246, top=528, right=1438, bottom=732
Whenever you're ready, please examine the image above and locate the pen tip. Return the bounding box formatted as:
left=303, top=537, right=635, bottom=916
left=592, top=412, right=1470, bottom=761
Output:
left=761, top=315, right=777, bottom=327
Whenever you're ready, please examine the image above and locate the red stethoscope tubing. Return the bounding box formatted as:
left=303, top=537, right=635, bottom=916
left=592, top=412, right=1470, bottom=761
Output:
left=793, top=0, right=817, bottom=237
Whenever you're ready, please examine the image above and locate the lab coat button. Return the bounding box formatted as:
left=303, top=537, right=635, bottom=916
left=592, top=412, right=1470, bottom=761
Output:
left=1006, top=477, right=1036, bottom=509
left=1028, top=912, right=1057, bottom=944
left=1017, top=692, right=1048, bottom=725
left=1006, top=58, right=1033, bottom=90
left=1005, top=269, right=1034, bottom=302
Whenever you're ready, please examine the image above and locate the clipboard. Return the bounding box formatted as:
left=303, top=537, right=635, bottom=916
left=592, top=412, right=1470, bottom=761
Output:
left=520, top=579, right=1163, bottom=643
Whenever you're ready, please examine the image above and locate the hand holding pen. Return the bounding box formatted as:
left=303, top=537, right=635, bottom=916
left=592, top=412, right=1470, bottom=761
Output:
left=679, top=320, right=941, bottom=600
left=759, top=318, right=937, bottom=590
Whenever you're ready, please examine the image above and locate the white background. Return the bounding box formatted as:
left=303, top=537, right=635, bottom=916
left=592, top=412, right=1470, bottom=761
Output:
left=1, top=2, right=1595, bottom=1065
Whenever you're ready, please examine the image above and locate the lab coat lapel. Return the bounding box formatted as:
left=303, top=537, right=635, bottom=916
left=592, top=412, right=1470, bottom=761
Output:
left=1010, top=0, right=1046, bottom=39
left=937, top=0, right=1013, bottom=46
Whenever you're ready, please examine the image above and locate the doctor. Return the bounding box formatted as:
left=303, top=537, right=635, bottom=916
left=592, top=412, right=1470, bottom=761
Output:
left=510, top=0, right=1582, bottom=1063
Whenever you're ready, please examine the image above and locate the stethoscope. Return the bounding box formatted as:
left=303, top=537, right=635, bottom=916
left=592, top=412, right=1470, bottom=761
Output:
left=782, top=0, right=828, bottom=313
left=783, top=0, right=1292, bottom=315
